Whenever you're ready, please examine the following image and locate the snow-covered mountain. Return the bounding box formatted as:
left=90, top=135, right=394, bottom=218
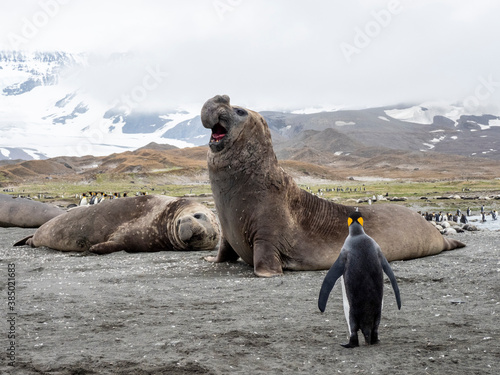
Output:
left=0, top=51, right=206, bottom=161
left=1, top=51, right=499, bottom=161
left=262, top=103, right=500, bottom=160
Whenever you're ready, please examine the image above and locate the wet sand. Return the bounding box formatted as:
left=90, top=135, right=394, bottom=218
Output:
left=0, top=227, right=498, bottom=374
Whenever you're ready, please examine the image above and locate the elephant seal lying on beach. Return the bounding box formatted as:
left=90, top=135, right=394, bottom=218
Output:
left=14, top=195, right=220, bottom=253
left=201, top=95, right=465, bottom=277
left=0, top=193, right=64, bottom=228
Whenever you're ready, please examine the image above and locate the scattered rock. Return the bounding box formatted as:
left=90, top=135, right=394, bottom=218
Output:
left=388, top=197, right=407, bottom=202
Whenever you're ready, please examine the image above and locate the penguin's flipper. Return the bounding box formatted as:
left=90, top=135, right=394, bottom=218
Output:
left=380, top=254, right=401, bottom=310
left=318, top=252, right=346, bottom=312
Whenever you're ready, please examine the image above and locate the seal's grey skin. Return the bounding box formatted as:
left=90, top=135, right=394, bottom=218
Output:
left=0, top=194, right=64, bottom=228
left=14, top=195, right=220, bottom=253
left=201, top=95, right=465, bottom=277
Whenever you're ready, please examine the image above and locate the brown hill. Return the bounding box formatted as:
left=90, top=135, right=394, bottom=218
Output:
left=0, top=143, right=209, bottom=184
left=1, top=141, right=500, bottom=186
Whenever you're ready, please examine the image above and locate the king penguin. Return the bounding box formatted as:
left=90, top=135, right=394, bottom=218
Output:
left=318, top=209, right=401, bottom=348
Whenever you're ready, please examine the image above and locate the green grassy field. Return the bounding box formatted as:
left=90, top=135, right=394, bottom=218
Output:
left=300, top=179, right=500, bottom=212
left=300, top=179, right=500, bottom=199
left=5, top=178, right=499, bottom=212
left=7, top=180, right=212, bottom=202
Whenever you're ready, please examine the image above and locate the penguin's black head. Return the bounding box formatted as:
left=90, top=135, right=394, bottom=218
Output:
left=348, top=211, right=363, bottom=227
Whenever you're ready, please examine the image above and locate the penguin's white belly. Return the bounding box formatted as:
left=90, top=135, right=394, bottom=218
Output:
left=340, top=276, right=352, bottom=335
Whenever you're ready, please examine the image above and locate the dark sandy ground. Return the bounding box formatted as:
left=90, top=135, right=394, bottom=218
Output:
left=1, top=226, right=498, bottom=375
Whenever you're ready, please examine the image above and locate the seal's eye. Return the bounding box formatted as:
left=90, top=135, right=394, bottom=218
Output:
left=235, top=108, right=247, bottom=116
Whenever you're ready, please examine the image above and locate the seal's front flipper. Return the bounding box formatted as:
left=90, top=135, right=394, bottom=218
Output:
left=205, top=237, right=240, bottom=263
left=253, top=240, right=283, bottom=277
left=14, top=235, right=34, bottom=247
left=89, top=241, right=125, bottom=254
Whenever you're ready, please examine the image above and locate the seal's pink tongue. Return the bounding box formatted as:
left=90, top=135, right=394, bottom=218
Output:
left=212, top=133, right=225, bottom=141
left=211, top=123, right=227, bottom=141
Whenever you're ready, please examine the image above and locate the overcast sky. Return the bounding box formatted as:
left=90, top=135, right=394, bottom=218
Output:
left=1, top=0, right=500, bottom=112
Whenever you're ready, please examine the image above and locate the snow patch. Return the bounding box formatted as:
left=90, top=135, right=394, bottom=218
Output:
left=378, top=116, right=390, bottom=122
left=335, top=121, right=355, bottom=126
left=422, top=143, right=435, bottom=149
left=291, top=106, right=343, bottom=114
left=482, top=149, right=497, bottom=154
left=0, top=148, right=10, bottom=157
left=385, top=102, right=464, bottom=125
left=477, top=118, right=500, bottom=130
left=23, top=149, right=43, bottom=160
left=430, top=136, right=446, bottom=143
left=489, top=119, right=500, bottom=127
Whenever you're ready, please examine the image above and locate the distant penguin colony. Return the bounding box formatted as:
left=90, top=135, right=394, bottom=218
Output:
left=78, top=191, right=142, bottom=206
left=318, top=209, right=401, bottom=348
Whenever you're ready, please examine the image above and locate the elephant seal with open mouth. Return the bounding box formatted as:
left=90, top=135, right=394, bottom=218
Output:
left=14, top=195, right=220, bottom=254
left=201, top=95, right=465, bottom=277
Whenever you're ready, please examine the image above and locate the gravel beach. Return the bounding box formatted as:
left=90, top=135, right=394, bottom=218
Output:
left=1, top=226, right=498, bottom=374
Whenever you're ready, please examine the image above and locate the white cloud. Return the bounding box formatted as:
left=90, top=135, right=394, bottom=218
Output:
left=0, top=0, right=499, bottom=112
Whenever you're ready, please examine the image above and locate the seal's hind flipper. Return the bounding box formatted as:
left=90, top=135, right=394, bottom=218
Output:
left=13, top=235, right=34, bottom=247
left=443, top=237, right=466, bottom=250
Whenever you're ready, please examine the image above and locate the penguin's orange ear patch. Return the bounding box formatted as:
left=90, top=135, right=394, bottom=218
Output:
left=348, top=217, right=353, bottom=226
left=358, top=217, right=363, bottom=226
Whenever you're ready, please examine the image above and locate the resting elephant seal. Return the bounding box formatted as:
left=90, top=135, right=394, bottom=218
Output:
left=0, top=194, right=64, bottom=228
left=14, top=195, right=220, bottom=253
left=201, top=95, right=465, bottom=277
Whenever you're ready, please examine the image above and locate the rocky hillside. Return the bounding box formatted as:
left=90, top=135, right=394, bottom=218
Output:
left=2, top=141, right=500, bottom=187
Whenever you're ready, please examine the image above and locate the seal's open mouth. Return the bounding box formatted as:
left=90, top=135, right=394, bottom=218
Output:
left=210, top=123, right=227, bottom=143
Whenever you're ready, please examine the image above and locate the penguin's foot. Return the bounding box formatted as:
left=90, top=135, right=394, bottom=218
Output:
left=340, top=342, right=359, bottom=348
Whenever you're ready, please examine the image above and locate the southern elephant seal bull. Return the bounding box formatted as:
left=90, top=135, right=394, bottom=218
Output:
left=14, top=195, right=220, bottom=253
left=0, top=193, right=64, bottom=228
left=201, top=95, right=465, bottom=277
